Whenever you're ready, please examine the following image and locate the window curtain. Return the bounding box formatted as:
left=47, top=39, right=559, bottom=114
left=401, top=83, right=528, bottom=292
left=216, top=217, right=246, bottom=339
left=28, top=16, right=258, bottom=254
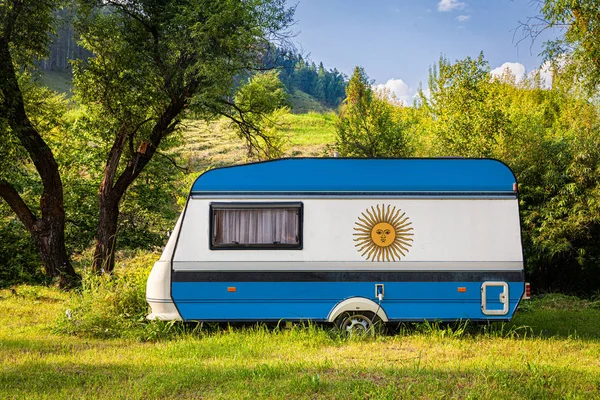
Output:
left=214, top=208, right=298, bottom=245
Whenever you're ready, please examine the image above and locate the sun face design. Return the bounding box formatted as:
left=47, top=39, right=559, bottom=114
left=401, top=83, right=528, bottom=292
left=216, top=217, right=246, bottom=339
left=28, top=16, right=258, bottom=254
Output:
left=354, top=204, right=414, bottom=262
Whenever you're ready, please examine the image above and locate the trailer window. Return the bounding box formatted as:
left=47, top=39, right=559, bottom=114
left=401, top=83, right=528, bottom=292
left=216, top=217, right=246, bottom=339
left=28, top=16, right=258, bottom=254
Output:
left=210, top=203, right=302, bottom=249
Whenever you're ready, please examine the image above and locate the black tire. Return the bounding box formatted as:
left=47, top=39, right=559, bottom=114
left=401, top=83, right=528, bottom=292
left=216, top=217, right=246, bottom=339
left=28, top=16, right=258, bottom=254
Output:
left=334, top=311, right=385, bottom=336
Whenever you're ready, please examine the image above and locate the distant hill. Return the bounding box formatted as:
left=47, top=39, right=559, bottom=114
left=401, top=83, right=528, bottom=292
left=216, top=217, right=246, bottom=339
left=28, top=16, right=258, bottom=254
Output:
left=286, top=90, right=328, bottom=114
left=260, top=47, right=347, bottom=111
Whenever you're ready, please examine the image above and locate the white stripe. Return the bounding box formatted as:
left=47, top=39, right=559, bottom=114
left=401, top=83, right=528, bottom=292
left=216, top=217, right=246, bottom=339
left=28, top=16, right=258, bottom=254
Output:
left=172, top=261, right=523, bottom=272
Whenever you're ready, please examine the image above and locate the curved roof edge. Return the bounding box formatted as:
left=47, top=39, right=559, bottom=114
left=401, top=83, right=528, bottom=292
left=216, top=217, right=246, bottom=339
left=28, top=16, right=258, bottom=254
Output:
left=191, top=158, right=517, bottom=194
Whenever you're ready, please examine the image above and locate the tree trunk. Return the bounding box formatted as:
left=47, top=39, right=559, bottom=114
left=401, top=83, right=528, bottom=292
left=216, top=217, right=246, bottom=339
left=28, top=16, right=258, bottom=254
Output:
left=33, top=219, right=79, bottom=288
left=0, top=36, right=79, bottom=288
left=91, top=97, right=187, bottom=273
left=92, top=192, right=120, bottom=273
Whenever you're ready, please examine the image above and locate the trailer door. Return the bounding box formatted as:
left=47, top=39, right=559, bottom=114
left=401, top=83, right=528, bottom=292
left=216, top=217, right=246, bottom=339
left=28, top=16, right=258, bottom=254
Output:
left=481, top=281, right=509, bottom=316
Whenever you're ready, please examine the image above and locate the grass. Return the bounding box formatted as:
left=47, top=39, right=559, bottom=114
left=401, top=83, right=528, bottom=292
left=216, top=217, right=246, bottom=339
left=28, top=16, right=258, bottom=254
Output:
left=510, top=294, right=600, bottom=340
left=1, top=281, right=599, bottom=399
left=40, top=70, right=74, bottom=96
left=286, top=90, right=330, bottom=114
left=179, top=112, right=337, bottom=173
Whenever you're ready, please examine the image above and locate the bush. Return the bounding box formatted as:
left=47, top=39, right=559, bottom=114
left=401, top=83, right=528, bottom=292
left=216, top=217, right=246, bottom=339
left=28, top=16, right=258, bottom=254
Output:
left=55, top=251, right=156, bottom=339
left=0, top=209, right=46, bottom=287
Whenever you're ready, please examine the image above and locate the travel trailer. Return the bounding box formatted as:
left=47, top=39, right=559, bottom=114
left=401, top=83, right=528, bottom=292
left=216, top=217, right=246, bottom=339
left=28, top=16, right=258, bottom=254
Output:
left=146, top=158, right=526, bottom=331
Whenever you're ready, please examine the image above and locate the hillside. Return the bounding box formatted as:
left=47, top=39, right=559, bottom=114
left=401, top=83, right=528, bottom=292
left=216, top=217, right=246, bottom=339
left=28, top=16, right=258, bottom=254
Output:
left=286, top=90, right=330, bottom=114
left=40, top=70, right=74, bottom=96
left=180, top=111, right=337, bottom=172
left=42, top=69, right=336, bottom=114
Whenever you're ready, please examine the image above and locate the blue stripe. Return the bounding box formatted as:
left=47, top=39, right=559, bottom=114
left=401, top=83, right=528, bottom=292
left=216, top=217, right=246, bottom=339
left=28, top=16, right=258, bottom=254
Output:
left=172, top=281, right=524, bottom=321
left=191, top=158, right=517, bottom=194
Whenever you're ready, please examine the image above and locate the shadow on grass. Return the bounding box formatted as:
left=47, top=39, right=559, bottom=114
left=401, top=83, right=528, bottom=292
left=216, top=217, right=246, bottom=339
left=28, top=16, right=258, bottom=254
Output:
left=1, top=356, right=598, bottom=399
left=0, top=337, right=139, bottom=357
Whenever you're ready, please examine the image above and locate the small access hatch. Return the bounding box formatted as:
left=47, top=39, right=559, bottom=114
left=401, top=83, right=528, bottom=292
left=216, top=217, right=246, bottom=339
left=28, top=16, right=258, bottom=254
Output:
left=481, top=281, right=509, bottom=316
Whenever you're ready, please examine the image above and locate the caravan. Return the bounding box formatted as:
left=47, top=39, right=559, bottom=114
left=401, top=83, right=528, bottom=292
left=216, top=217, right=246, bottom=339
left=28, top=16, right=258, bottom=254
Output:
left=146, top=158, right=526, bottom=331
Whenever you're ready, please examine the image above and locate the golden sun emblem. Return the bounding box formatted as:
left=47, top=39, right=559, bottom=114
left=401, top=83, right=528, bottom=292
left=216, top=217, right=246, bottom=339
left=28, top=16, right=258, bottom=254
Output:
left=354, top=204, right=414, bottom=262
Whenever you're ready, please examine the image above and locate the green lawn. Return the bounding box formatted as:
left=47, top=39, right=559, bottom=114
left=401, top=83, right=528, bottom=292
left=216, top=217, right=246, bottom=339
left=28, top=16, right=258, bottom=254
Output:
left=1, top=286, right=599, bottom=399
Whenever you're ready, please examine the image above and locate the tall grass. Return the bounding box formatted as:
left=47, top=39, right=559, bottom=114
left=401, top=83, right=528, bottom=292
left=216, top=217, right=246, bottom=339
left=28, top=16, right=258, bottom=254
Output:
left=54, top=251, right=156, bottom=339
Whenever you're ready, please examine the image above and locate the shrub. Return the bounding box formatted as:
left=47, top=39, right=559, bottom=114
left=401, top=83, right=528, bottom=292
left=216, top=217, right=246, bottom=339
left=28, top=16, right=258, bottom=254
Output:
left=55, top=252, right=156, bottom=339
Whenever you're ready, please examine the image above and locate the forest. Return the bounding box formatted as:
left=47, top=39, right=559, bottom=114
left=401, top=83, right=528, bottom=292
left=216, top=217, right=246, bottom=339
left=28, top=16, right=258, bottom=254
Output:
left=39, top=9, right=348, bottom=111
left=1, top=0, right=600, bottom=297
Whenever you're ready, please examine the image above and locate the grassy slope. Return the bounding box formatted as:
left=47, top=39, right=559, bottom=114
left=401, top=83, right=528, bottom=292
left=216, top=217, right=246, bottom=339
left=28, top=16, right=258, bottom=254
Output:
left=1, top=287, right=599, bottom=399
left=180, top=112, right=337, bottom=173
left=40, top=70, right=74, bottom=96
left=286, top=90, right=329, bottom=114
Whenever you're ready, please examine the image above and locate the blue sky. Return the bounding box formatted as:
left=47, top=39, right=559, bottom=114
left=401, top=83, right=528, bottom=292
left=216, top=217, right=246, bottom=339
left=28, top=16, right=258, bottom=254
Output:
left=288, top=0, right=558, bottom=103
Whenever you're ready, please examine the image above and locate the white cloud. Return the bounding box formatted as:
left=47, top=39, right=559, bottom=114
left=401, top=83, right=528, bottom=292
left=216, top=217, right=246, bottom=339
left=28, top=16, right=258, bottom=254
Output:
left=456, top=15, right=470, bottom=22
left=491, top=62, right=526, bottom=83
left=438, top=0, right=466, bottom=12
left=374, top=79, right=413, bottom=106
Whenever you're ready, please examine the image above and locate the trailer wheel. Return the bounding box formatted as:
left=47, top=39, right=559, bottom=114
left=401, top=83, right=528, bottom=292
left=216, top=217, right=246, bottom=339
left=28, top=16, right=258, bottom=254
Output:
left=335, top=311, right=381, bottom=336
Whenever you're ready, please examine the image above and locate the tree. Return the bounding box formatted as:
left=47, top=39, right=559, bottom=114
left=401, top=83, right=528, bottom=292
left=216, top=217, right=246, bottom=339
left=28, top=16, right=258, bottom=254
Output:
left=0, top=0, right=79, bottom=288
left=231, top=70, right=289, bottom=159
left=424, top=53, right=510, bottom=157
left=523, top=0, right=600, bottom=94
left=335, top=66, right=411, bottom=158
left=73, top=0, right=294, bottom=272
left=420, top=51, right=600, bottom=293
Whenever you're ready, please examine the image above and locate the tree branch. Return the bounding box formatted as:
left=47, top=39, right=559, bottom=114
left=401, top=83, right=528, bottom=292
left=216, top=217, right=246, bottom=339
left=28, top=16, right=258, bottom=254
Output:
left=111, top=97, right=186, bottom=198
left=0, top=179, right=37, bottom=232
left=155, top=151, right=189, bottom=173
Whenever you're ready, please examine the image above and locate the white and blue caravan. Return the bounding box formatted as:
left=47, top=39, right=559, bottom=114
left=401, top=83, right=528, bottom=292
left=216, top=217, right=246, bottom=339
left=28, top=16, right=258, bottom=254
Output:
left=146, top=158, right=526, bottom=330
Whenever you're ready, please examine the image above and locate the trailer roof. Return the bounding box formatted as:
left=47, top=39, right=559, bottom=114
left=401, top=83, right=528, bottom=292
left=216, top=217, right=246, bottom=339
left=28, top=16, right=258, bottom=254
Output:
left=191, top=158, right=517, bottom=196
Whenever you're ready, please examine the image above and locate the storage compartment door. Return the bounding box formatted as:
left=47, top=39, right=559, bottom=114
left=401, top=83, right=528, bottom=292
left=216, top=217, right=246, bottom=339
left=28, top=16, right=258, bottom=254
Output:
left=481, top=281, right=509, bottom=316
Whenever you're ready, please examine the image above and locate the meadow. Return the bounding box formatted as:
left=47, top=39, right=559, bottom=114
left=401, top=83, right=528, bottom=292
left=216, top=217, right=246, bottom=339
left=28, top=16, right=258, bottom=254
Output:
left=180, top=111, right=337, bottom=172
left=1, top=277, right=599, bottom=399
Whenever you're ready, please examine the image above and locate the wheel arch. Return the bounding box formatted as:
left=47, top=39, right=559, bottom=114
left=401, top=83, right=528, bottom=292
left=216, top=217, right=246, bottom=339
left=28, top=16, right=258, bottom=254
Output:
left=327, top=297, right=389, bottom=323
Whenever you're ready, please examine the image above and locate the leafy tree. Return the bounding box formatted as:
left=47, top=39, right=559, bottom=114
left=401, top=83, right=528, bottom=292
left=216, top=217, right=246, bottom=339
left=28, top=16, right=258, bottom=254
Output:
left=508, top=85, right=600, bottom=293
left=419, top=52, right=600, bottom=293
left=73, top=0, right=294, bottom=272
left=0, top=0, right=79, bottom=287
left=523, top=0, right=600, bottom=94
left=231, top=70, right=289, bottom=159
left=425, top=53, right=511, bottom=158
left=335, top=66, right=411, bottom=158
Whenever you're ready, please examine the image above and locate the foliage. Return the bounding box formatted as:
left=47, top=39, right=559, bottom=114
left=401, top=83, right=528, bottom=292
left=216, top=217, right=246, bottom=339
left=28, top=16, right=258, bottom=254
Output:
left=335, top=66, right=412, bottom=158
left=261, top=46, right=348, bottom=109
left=0, top=208, right=44, bottom=287
left=425, top=53, right=510, bottom=157
left=538, top=0, right=600, bottom=94
left=417, top=52, right=600, bottom=294
left=55, top=251, right=156, bottom=339
left=0, top=0, right=60, bottom=66
left=70, top=0, right=294, bottom=272
left=231, top=70, right=290, bottom=159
